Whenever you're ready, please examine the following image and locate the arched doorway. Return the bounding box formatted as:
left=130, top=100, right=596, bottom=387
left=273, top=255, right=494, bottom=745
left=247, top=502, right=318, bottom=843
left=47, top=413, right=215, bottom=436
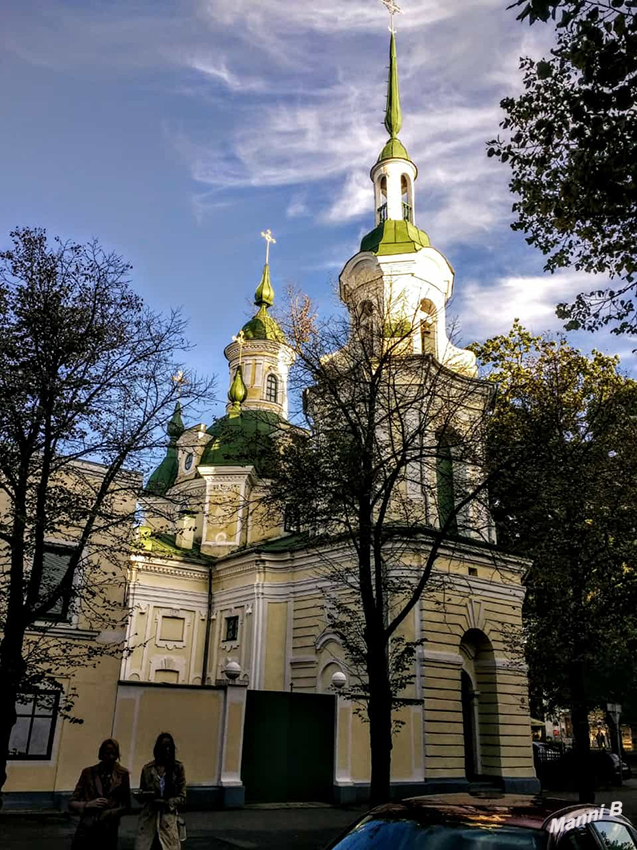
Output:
left=461, top=670, right=478, bottom=780
left=460, top=628, right=500, bottom=782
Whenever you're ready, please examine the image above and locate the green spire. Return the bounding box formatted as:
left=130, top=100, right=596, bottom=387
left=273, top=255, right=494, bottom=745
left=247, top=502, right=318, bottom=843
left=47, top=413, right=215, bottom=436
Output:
left=167, top=401, right=184, bottom=441
left=145, top=401, right=185, bottom=495
left=255, top=263, right=275, bottom=307
left=378, top=30, right=410, bottom=163
left=384, top=31, right=402, bottom=138
left=228, top=365, right=247, bottom=418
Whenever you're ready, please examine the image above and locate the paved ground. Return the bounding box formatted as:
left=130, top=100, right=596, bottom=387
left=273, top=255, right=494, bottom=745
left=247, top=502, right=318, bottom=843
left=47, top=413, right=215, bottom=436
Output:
left=4, top=783, right=637, bottom=850
left=546, top=777, right=637, bottom=822
left=0, top=803, right=366, bottom=850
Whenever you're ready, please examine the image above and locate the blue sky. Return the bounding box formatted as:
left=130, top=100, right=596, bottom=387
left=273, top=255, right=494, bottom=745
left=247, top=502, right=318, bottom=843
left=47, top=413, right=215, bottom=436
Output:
left=2, top=0, right=634, bottom=422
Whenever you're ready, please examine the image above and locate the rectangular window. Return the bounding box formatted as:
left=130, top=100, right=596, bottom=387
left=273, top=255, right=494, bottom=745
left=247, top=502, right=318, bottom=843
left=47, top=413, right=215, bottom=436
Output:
left=8, top=692, right=59, bottom=760
left=224, top=616, right=239, bottom=642
left=39, top=545, right=75, bottom=621
left=160, top=616, right=185, bottom=642
left=468, top=567, right=478, bottom=577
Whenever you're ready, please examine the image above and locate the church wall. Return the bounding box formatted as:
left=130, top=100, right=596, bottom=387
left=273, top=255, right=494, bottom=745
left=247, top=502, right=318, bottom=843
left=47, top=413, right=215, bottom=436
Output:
left=263, top=601, right=288, bottom=690
left=112, top=683, right=224, bottom=789
left=3, top=463, right=138, bottom=805
left=122, top=560, right=210, bottom=685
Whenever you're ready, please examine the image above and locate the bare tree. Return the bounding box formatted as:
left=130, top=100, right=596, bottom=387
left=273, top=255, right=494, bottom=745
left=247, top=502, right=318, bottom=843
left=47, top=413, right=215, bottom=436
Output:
left=0, top=227, right=215, bottom=803
left=263, top=287, right=519, bottom=804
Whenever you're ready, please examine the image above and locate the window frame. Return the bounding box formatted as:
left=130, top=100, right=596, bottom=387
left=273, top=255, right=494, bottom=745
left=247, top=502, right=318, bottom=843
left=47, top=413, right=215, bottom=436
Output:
left=8, top=691, right=60, bottom=761
left=265, top=372, right=279, bottom=404
left=224, top=615, right=239, bottom=642
left=38, top=544, right=76, bottom=623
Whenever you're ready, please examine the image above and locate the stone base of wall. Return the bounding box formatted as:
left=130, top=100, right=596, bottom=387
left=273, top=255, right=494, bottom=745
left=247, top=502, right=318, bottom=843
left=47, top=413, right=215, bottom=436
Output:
left=333, top=777, right=471, bottom=804
left=333, top=775, right=540, bottom=805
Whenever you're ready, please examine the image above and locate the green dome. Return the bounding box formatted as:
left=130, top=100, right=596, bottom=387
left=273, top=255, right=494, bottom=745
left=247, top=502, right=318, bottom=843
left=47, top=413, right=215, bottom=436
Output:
left=239, top=262, right=285, bottom=342
left=241, top=305, right=285, bottom=342
left=201, top=410, right=282, bottom=475
left=378, top=137, right=411, bottom=163
left=360, top=219, right=430, bottom=256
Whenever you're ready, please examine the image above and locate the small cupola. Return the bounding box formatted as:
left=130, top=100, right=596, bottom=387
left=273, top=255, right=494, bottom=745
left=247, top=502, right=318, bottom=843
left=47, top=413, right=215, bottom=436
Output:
left=223, top=231, right=295, bottom=419
left=371, top=30, right=417, bottom=228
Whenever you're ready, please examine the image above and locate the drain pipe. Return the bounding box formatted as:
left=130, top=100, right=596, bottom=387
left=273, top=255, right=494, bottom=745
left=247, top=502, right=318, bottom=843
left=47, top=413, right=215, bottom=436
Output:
left=201, top=562, right=213, bottom=686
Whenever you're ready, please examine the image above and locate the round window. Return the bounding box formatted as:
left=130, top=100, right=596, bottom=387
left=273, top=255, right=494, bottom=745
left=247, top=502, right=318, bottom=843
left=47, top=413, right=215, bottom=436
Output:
left=184, top=453, right=194, bottom=471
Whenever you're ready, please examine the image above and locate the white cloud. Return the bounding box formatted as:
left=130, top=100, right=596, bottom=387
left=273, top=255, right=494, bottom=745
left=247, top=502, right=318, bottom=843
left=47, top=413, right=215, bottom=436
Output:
left=3, top=0, right=559, bottom=247
left=459, top=271, right=609, bottom=339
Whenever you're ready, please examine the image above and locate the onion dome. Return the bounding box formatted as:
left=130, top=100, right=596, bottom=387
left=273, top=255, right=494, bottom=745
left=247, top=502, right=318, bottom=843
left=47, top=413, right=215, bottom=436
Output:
left=240, top=264, right=285, bottom=343
left=228, top=365, right=247, bottom=418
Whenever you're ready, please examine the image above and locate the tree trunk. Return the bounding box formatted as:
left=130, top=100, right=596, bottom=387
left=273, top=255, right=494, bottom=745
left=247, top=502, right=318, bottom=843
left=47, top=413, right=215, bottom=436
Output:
left=367, top=638, right=393, bottom=805
left=0, top=639, right=26, bottom=806
left=569, top=659, right=595, bottom=803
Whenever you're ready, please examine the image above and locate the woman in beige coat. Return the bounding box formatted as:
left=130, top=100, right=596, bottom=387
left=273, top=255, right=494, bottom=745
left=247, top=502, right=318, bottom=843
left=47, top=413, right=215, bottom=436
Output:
left=135, top=733, right=186, bottom=850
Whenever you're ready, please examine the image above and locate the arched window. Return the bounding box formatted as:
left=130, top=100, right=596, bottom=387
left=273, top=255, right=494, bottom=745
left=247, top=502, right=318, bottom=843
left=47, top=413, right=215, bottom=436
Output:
left=419, top=299, right=437, bottom=357
left=436, top=435, right=458, bottom=534
left=376, top=175, right=388, bottom=224
left=401, top=174, right=413, bottom=223
left=266, top=373, right=278, bottom=403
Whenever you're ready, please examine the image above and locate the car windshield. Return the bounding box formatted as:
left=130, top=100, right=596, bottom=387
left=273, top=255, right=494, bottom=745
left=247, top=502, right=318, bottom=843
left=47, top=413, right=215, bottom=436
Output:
left=331, top=819, right=546, bottom=850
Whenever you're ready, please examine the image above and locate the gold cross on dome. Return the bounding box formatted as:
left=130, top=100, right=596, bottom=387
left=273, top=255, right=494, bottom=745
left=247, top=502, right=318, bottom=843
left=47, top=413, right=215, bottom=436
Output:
left=380, top=0, right=403, bottom=32
left=260, top=229, right=276, bottom=264
left=232, top=329, right=246, bottom=365
left=172, top=369, right=189, bottom=397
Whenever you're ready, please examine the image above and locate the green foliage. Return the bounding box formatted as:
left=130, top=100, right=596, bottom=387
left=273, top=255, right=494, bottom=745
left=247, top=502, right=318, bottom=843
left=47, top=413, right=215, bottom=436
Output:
left=490, top=1, right=637, bottom=334
left=472, top=321, right=637, bottom=715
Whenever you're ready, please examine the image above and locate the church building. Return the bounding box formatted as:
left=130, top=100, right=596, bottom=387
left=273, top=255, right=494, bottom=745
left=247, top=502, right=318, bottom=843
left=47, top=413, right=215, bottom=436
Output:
left=115, top=24, right=538, bottom=806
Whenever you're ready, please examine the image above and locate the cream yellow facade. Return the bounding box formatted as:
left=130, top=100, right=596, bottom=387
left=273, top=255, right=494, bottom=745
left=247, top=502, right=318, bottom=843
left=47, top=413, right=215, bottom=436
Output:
left=4, top=23, right=539, bottom=810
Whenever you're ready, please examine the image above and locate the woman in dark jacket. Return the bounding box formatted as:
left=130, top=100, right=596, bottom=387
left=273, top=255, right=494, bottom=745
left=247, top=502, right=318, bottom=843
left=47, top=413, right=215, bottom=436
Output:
left=69, top=737, right=131, bottom=850
left=135, top=732, right=186, bottom=850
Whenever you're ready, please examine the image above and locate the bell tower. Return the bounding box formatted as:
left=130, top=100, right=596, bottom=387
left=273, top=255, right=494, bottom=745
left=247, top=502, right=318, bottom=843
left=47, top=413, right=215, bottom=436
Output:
left=338, top=16, right=477, bottom=378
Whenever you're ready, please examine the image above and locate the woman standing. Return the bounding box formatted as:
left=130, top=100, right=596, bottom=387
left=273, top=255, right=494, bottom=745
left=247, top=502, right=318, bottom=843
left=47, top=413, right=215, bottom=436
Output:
left=135, top=732, right=186, bottom=850
left=69, top=737, right=131, bottom=850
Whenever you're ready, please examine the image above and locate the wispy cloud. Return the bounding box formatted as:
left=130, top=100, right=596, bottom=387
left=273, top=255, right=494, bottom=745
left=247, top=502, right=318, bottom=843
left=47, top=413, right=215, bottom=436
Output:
left=459, top=271, right=609, bottom=339
left=3, top=0, right=560, bottom=248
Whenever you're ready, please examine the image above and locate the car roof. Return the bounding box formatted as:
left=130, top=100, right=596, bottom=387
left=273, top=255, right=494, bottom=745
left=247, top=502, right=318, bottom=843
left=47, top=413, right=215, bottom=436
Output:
left=366, top=794, right=570, bottom=831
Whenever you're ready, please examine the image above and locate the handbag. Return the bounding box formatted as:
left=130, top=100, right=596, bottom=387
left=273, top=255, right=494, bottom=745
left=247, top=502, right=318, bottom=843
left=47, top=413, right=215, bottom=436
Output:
left=177, top=814, right=187, bottom=843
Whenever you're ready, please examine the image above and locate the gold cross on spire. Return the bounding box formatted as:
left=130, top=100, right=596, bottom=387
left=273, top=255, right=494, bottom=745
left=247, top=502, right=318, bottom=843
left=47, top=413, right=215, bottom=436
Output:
left=232, top=329, right=246, bottom=365
left=260, top=229, right=276, bottom=264
left=380, top=0, right=403, bottom=33
left=172, top=369, right=189, bottom=397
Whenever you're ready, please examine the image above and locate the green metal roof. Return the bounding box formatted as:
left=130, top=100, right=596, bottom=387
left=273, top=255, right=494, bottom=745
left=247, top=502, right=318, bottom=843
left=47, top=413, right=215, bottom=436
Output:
left=241, top=263, right=285, bottom=342
left=145, top=402, right=184, bottom=496
left=136, top=529, right=216, bottom=563
left=200, top=409, right=282, bottom=474
left=360, top=219, right=430, bottom=255
left=378, top=138, right=410, bottom=163
left=242, top=305, right=285, bottom=343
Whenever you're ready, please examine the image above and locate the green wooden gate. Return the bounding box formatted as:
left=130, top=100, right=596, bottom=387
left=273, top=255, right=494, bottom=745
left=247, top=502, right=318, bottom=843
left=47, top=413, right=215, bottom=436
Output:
left=241, top=690, right=336, bottom=803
